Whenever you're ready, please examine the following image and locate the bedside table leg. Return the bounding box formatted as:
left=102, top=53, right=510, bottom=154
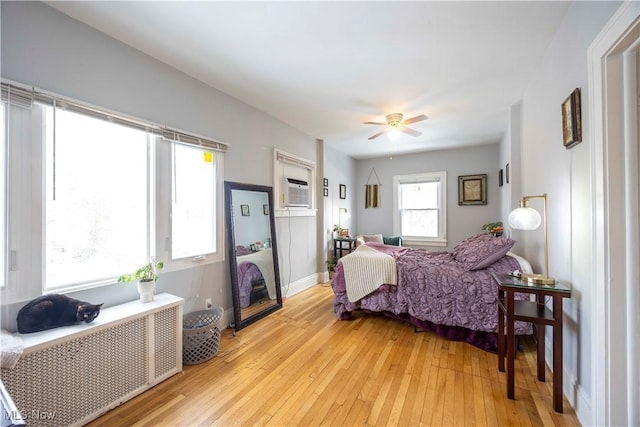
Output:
left=498, top=290, right=505, bottom=372
left=553, top=295, right=564, bottom=413
left=536, top=326, right=545, bottom=382
left=506, top=291, right=515, bottom=400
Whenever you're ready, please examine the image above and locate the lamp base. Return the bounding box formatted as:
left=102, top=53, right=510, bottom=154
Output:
left=521, top=273, right=556, bottom=285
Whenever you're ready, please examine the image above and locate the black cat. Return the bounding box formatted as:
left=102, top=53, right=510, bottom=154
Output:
left=16, top=294, right=103, bottom=334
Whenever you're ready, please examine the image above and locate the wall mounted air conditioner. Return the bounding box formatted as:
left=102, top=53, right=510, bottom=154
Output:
left=283, top=177, right=309, bottom=207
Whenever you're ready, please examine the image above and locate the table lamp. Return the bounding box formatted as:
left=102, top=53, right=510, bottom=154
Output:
left=508, top=193, right=555, bottom=285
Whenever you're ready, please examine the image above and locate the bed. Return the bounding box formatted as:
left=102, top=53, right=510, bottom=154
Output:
left=331, top=234, right=534, bottom=352
left=236, top=248, right=277, bottom=308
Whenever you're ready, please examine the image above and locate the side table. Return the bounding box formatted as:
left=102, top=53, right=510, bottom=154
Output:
left=493, top=273, right=571, bottom=413
left=333, top=238, right=356, bottom=260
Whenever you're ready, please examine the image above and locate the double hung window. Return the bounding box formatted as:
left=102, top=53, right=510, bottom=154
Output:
left=393, top=171, right=447, bottom=246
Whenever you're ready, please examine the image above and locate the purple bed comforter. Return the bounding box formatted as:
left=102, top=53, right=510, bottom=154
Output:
left=332, top=243, right=532, bottom=343
left=237, top=262, right=264, bottom=308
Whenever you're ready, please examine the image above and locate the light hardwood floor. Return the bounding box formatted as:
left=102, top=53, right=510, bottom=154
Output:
left=88, top=283, right=581, bottom=426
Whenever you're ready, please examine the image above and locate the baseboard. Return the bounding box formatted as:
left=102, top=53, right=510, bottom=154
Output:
left=282, top=273, right=321, bottom=299
left=544, top=336, right=592, bottom=425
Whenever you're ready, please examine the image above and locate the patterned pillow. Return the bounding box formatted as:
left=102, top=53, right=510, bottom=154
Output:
left=453, top=233, right=515, bottom=270
left=362, top=234, right=384, bottom=244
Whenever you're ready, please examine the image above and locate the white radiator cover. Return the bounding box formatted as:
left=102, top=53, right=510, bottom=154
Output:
left=0, top=293, right=184, bottom=427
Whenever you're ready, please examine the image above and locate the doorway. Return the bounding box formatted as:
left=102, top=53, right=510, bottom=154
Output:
left=589, top=4, right=640, bottom=425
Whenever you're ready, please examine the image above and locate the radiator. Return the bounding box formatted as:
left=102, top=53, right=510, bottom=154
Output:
left=0, top=293, right=183, bottom=427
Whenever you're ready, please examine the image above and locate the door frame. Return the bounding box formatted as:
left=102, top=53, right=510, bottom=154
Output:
left=588, top=3, right=640, bottom=425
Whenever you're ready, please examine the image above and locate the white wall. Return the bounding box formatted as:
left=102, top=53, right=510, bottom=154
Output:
left=0, top=1, right=318, bottom=327
left=355, top=144, right=502, bottom=251
left=516, top=1, right=621, bottom=423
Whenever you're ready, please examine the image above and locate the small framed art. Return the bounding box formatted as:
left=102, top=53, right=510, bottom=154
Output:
left=458, top=174, right=487, bottom=205
left=323, top=187, right=328, bottom=197
left=241, top=205, right=250, bottom=216
left=339, top=184, right=346, bottom=199
left=562, top=88, right=582, bottom=149
left=263, top=204, right=269, bottom=215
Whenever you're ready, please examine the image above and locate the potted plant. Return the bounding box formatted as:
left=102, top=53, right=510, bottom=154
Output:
left=333, top=224, right=350, bottom=238
left=326, top=257, right=337, bottom=280
left=481, top=221, right=504, bottom=237
left=118, top=258, right=164, bottom=303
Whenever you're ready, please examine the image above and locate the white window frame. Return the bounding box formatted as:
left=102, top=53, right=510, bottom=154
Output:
left=155, top=138, right=225, bottom=270
left=1, top=81, right=227, bottom=302
left=273, top=149, right=316, bottom=218
left=393, top=171, right=447, bottom=247
left=0, top=103, right=5, bottom=289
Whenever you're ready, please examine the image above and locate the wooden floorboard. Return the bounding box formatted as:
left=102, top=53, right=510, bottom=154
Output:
left=87, top=283, right=581, bottom=426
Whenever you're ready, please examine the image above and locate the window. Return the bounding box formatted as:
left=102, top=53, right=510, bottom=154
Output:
left=1, top=82, right=226, bottom=300
left=393, top=171, right=447, bottom=246
left=0, top=103, right=5, bottom=288
left=171, top=144, right=217, bottom=259
left=44, top=107, right=151, bottom=290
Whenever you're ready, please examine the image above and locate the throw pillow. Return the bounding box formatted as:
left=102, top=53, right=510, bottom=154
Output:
left=382, top=236, right=402, bottom=246
left=453, top=233, right=515, bottom=270
left=362, top=234, right=384, bottom=244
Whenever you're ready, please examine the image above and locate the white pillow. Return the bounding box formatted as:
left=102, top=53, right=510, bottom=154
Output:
left=362, top=234, right=384, bottom=244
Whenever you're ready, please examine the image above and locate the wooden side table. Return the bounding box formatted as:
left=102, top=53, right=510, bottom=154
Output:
left=493, top=273, right=571, bottom=413
left=333, top=238, right=356, bottom=260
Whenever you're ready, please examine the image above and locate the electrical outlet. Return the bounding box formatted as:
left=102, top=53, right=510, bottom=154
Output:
left=205, top=298, right=212, bottom=309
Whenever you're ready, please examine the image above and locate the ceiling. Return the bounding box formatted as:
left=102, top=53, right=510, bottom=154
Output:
left=47, top=1, right=572, bottom=159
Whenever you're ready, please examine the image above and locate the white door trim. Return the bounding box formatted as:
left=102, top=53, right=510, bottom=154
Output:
left=588, top=3, right=640, bottom=426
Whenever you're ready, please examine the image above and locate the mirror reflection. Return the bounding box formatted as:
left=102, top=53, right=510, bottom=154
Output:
left=225, top=182, right=282, bottom=333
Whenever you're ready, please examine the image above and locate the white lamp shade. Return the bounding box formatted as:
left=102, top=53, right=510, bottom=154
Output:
left=508, top=207, right=542, bottom=230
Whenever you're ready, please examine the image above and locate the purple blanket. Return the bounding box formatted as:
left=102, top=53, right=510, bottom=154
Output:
left=237, top=262, right=264, bottom=308
left=332, top=243, right=532, bottom=349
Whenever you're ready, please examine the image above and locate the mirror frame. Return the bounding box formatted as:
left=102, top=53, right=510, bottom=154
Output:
left=224, top=181, right=282, bottom=333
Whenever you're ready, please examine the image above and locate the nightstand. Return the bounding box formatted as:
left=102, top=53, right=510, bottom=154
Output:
left=493, top=273, right=572, bottom=413
left=333, top=237, right=356, bottom=260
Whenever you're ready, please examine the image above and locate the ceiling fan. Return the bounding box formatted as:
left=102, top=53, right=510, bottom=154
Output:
left=364, top=113, right=428, bottom=141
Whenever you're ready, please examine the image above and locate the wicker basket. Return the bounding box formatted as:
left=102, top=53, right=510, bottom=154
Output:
left=182, top=307, right=223, bottom=365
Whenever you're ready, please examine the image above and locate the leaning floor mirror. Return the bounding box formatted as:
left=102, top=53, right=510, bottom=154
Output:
left=224, top=181, right=282, bottom=334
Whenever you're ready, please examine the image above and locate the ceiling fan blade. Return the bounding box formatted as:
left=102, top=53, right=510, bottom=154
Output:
left=368, top=130, right=387, bottom=140
left=399, top=126, right=422, bottom=137
left=363, top=121, right=387, bottom=125
left=402, top=114, right=428, bottom=125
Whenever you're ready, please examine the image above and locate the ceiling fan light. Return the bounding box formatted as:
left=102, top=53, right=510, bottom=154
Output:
left=387, top=128, right=401, bottom=140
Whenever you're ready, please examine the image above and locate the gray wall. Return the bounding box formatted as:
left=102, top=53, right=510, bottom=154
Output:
left=516, top=1, right=620, bottom=423
left=355, top=144, right=501, bottom=251
left=0, top=1, right=318, bottom=328
left=322, top=144, right=357, bottom=263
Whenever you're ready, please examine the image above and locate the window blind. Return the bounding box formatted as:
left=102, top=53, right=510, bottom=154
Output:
left=1, top=81, right=228, bottom=152
left=275, top=149, right=315, bottom=170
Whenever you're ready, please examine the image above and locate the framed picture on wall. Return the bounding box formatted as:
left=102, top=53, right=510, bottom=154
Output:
left=499, top=169, right=504, bottom=187
left=241, top=205, right=250, bottom=216
left=323, top=187, right=328, bottom=197
left=263, top=204, right=269, bottom=215
left=323, top=178, right=328, bottom=187
left=458, top=174, right=487, bottom=205
left=506, top=163, right=510, bottom=184
left=339, top=184, right=346, bottom=199
left=562, top=88, right=582, bottom=149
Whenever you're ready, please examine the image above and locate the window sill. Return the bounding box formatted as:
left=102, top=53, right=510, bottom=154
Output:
left=403, top=238, right=448, bottom=247
left=275, top=208, right=317, bottom=218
